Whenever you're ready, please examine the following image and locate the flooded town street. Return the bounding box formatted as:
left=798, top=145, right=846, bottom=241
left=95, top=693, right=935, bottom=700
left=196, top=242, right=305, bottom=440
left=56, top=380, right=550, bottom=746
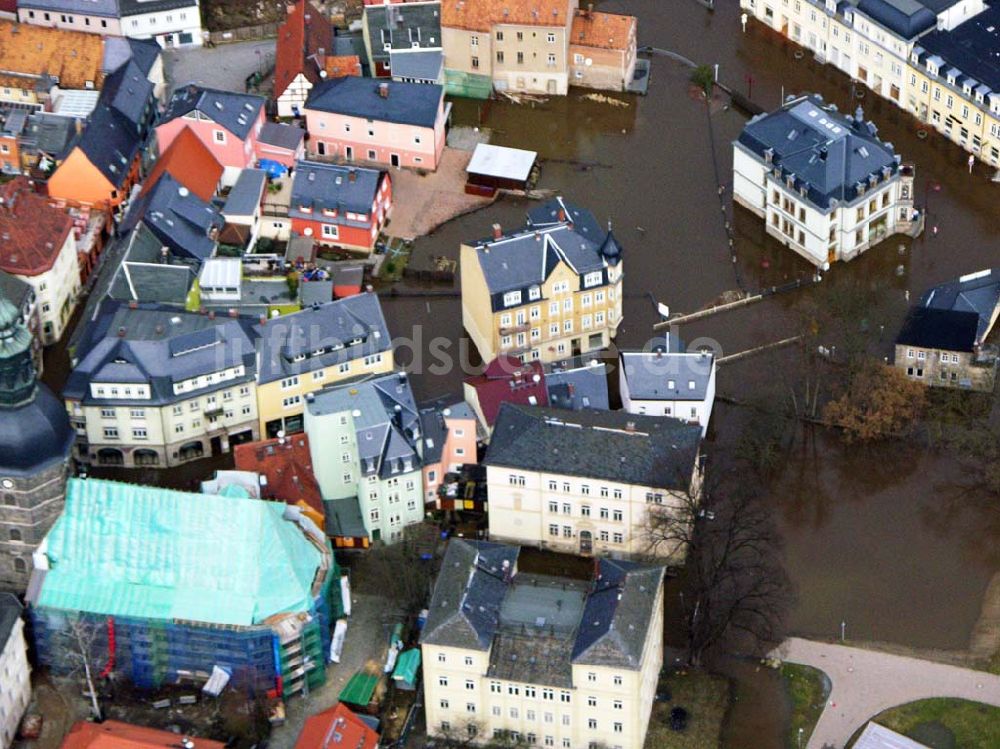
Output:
left=380, top=0, right=999, bottom=673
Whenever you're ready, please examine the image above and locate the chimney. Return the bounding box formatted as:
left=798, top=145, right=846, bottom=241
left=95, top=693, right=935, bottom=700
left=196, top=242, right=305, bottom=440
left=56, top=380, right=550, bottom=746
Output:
left=74, top=118, right=83, bottom=136
left=128, top=300, right=138, bottom=310
left=229, top=308, right=238, bottom=318
left=259, top=314, right=267, bottom=326
left=349, top=169, right=357, bottom=183
left=160, top=246, right=170, bottom=264
left=587, top=3, right=594, bottom=17
left=492, top=223, right=502, bottom=240
left=557, top=208, right=566, bottom=222
left=208, top=310, right=215, bottom=320
left=117, top=326, right=127, bottom=337
left=378, top=82, right=389, bottom=98
left=625, top=421, right=636, bottom=432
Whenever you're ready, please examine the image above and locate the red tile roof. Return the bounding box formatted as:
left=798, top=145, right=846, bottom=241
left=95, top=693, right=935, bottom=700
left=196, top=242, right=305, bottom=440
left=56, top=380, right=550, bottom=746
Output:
left=324, top=55, right=363, bottom=78
left=60, top=721, right=225, bottom=749
left=465, top=355, right=548, bottom=427
left=442, top=0, right=573, bottom=33
left=294, top=704, right=378, bottom=749
left=275, top=0, right=334, bottom=99
left=233, top=434, right=322, bottom=514
left=0, top=177, right=73, bottom=277
left=571, top=10, right=636, bottom=51
left=143, top=127, right=224, bottom=202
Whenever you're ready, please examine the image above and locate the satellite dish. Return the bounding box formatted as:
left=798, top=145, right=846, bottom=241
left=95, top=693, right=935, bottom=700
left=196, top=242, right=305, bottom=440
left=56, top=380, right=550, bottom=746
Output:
left=657, top=303, right=670, bottom=320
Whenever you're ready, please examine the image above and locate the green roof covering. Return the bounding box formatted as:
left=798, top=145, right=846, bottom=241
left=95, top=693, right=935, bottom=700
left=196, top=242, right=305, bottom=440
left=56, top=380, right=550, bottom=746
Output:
left=220, top=483, right=251, bottom=498
left=339, top=672, right=379, bottom=706
left=37, top=478, right=326, bottom=627
left=392, top=648, right=421, bottom=684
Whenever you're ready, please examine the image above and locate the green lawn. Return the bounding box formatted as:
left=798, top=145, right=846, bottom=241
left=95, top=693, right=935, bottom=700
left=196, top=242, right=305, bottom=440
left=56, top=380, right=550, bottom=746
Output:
left=643, top=669, right=730, bottom=749
left=851, top=699, right=1000, bottom=749
left=781, top=663, right=829, bottom=748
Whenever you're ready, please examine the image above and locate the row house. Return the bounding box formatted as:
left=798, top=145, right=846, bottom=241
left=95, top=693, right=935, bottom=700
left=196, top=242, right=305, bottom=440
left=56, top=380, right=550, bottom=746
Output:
left=422, top=540, right=665, bottom=749
left=304, top=371, right=426, bottom=544
left=441, top=0, right=577, bottom=98
left=362, top=0, right=443, bottom=78
left=141, top=125, right=224, bottom=203
left=18, top=0, right=204, bottom=46
left=254, top=292, right=394, bottom=438
left=460, top=197, right=623, bottom=364
left=733, top=94, right=918, bottom=267
left=618, top=335, right=717, bottom=437
left=568, top=6, right=638, bottom=91
left=484, top=404, right=703, bottom=560
left=0, top=178, right=81, bottom=344
left=419, top=400, right=478, bottom=508
left=64, top=302, right=260, bottom=468
left=304, top=77, right=449, bottom=171
left=289, top=160, right=392, bottom=254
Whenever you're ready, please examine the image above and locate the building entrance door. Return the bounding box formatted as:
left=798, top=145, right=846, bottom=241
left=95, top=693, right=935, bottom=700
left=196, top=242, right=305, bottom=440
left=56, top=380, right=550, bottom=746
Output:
left=579, top=530, right=593, bottom=555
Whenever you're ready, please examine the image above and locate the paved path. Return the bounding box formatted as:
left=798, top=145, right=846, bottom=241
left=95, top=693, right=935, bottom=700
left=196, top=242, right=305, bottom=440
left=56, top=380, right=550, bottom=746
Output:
left=773, top=637, right=1000, bottom=748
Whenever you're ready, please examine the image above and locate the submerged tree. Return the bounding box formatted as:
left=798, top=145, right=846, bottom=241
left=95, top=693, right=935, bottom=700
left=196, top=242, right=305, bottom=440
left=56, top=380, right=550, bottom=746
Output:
left=823, top=360, right=927, bottom=442
left=691, top=65, right=715, bottom=98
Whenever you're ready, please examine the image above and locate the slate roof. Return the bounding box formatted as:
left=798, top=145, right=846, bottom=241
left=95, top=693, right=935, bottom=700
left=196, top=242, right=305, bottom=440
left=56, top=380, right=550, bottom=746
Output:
left=916, top=3, right=1000, bottom=95
left=854, top=0, right=937, bottom=40
left=423, top=540, right=664, bottom=675
left=103, top=37, right=162, bottom=78
left=254, top=292, right=391, bottom=384
left=259, top=121, right=305, bottom=151
left=118, top=0, right=198, bottom=16
left=545, top=360, right=610, bottom=410
left=736, top=95, right=901, bottom=210
left=365, top=1, right=442, bottom=64
left=526, top=196, right=604, bottom=239
left=918, top=268, right=1000, bottom=345
left=895, top=306, right=980, bottom=352
left=0, top=381, right=74, bottom=476
left=274, top=0, right=334, bottom=96
left=305, top=76, right=443, bottom=128
left=144, top=126, right=224, bottom=203
left=419, top=408, right=447, bottom=465
left=0, top=177, right=73, bottom=277
left=324, top=496, right=368, bottom=539
left=389, top=49, right=444, bottom=82
left=162, top=86, right=265, bottom=140
left=223, top=168, right=267, bottom=217
left=20, top=112, right=78, bottom=161
left=485, top=404, right=702, bottom=489
left=64, top=301, right=257, bottom=406
left=19, top=0, right=118, bottom=16
left=0, top=592, right=22, bottom=655
left=289, top=160, right=383, bottom=226
left=306, top=371, right=421, bottom=480
left=127, top=173, right=224, bottom=262
left=0, top=270, right=32, bottom=313
left=75, top=102, right=145, bottom=188
left=102, top=59, right=154, bottom=125
left=106, top=223, right=196, bottom=305
left=619, top=347, right=715, bottom=400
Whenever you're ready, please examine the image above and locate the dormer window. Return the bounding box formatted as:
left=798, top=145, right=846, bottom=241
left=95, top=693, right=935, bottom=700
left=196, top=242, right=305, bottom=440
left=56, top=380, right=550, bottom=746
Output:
left=503, top=290, right=522, bottom=307
left=528, top=285, right=541, bottom=301
left=583, top=271, right=602, bottom=288
left=299, top=205, right=312, bottom=213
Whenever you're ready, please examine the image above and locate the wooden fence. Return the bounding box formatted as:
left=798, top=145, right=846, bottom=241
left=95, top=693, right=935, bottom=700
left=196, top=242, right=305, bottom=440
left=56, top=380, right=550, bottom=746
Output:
left=206, top=22, right=279, bottom=45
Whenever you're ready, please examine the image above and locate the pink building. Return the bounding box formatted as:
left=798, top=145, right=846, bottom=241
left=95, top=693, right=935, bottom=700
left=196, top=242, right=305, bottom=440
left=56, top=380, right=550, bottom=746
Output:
left=156, top=86, right=267, bottom=186
left=420, top=402, right=478, bottom=509
left=303, top=77, right=449, bottom=171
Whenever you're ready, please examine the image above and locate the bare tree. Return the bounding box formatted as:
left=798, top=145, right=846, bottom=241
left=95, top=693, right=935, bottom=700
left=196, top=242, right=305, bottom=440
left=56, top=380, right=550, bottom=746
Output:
left=643, top=469, right=793, bottom=667
left=59, top=615, right=105, bottom=720
left=350, top=534, right=439, bottom=616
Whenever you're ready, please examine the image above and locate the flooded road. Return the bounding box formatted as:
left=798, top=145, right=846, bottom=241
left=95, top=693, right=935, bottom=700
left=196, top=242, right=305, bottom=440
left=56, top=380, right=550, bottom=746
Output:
left=382, top=0, right=999, bottom=663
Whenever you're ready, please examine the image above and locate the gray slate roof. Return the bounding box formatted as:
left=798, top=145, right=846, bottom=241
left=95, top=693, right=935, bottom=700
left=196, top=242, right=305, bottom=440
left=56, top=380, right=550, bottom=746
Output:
left=389, top=49, right=444, bottom=82
left=919, top=268, right=1000, bottom=345
left=118, top=0, right=197, bottom=16
left=106, top=223, right=197, bottom=306
left=19, top=0, right=119, bottom=15
left=103, top=37, right=162, bottom=78
left=0, top=593, right=24, bottom=654
left=254, top=292, right=391, bottom=384
left=419, top=407, right=447, bottom=465
left=21, top=112, right=78, bottom=161
left=324, top=496, right=368, bottom=538
left=127, top=173, right=224, bottom=262
left=64, top=301, right=257, bottom=407
left=306, top=76, right=443, bottom=128
left=224, top=168, right=267, bottom=217
left=307, top=371, right=421, bottom=479
left=545, top=361, right=609, bottom=411
left=365, top=0, right=442, bottom=64
left=854, top=0, right=937, bottom=40
left=163, top=86, right=265, bottom=140
left=916, top=3, right=1000, bottom=103
left=736, top=95, right=901, bottom=210
left=619, top=347, right=715, bottom=400
left=485, top=404, right=701, bottom=490
left=289, top=160, right=383, bottom=226
left=259, top=121, right=304, bottom=151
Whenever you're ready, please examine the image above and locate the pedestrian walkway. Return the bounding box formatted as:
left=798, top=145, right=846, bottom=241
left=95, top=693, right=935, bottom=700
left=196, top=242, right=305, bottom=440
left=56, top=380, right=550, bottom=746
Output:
left=773, top=637, right=1000, bottom=748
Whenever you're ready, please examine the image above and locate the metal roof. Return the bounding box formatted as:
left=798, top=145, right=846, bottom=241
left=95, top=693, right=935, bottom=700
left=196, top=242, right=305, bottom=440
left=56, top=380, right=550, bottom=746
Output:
left=198, top=257, right=242, bottom=290
left=853, top=723, right=930, bottom=749
left=467, top=143, right=538, bottom=181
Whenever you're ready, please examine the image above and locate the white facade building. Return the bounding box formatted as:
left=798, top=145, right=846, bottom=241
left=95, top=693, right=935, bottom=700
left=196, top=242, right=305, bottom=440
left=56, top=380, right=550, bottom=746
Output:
left=0, top=595, right=31, bottom=749
left=733, top=94, right=918, bottom=266
left=421, top=540, right=665, bottom=749
left=18, top=0, right=204, bottom=47
left=483, top=404, right=702, bottom=560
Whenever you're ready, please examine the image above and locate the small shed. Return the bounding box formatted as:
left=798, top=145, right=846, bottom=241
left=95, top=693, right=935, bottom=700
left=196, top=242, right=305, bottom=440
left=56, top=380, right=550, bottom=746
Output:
left=391, top=648, right=421, bottom=691
left=466, top=143, right=538, bottom=192
left=339, top=671, right=382, bottom=715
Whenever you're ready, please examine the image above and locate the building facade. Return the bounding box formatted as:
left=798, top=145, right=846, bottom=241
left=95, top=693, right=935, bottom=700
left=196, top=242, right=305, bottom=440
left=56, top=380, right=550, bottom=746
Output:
left=422, top=540, right=665, bottom=749
left=64, top=303, right=259, bottom=468
left=0, top=595, right=31, bottom=749
left=18, top=0, right=204, bottom=47
left=568, top=8, right=637, bottom=91
left=363, top=0, right=442, bottom=78
left=0, top=298, right=73, bottom=591
left=420, top=401, right=478, bottom=507
left=304, top=371, right=426, bottom=544
left=304, top=77, right=449, bottom=171
left=255, top=293, right=394, bottom=438
left=274, top=0, right=335, bottom=119
left=461, top=198, right=623, bottom=364
left=484, top=404, right=702, bottom=560
left=441, top=0, right=577, bottom=98
left=734, top=94, right=918, bottom=267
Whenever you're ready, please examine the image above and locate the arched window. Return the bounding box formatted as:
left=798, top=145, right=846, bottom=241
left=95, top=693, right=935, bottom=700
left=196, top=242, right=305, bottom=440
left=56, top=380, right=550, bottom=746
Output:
left=13, top=558, right=26, bottom=573
left=9, top=528, right=21, bottom=542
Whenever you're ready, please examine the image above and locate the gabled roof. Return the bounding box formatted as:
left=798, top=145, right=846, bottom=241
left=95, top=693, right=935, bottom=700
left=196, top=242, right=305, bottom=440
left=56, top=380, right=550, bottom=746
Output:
left=896, top=306, right=980, bottom=352
left=118, top=0, right=198, bottom=17
left=0, top=20, right=105, bottom=90
left=234, top=434, right=323, bottom=514
left=37, top=477, right=328, bottom=627
left=20, top=111, right=78, bottom=161
left=365, top=1, right=442, bottom=62
left=442, top=0, right=572, bottom=32
left=570, top=9, right=635, bottom=50
left=736, top=95, right=901, bottom=210
left=389, top=48, right=444, bottom=82
left=545, top=360, right=609, bottom=410
left=128, top=173, right=223, bottom=262
left=324, top=54, right=363, bottom=78
left=101, top=59, right=154, bottom=125
left=144, top=126, right=224, bottom=202
left=223, top=168, right=267, bottom=217
left=0, top=177, right=73, bottom=277
left=274, top=0, right=334, bottom=98
left=162, top=85, right=265, bottom=140
left=19, top=0, right=118, bottom=16
left=294, top=703, right=379, bottom=749
left=485, top=404, right=702, bottom=489
left=259, top=121, right=305, bottom=151
left=464, top=356, right=547, bottom=427
left=105, top=223, right=197, bottom=306
left=619, top=346, right=716, bottom=400
left=75, top=102, right=145, bottom=188
left=918, top=268, right=1000, bottom=345
left=103, top=37, right=162, bottom=78
left=305, top=76, right=443, bottom=128
left=60, top=721, right=225, bottom=749
left=289, top=160, right=384, bottom=226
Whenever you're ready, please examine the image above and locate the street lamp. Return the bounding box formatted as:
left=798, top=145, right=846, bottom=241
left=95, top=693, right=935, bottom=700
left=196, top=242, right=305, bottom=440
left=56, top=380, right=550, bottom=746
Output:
left=798, top=727, right=804, bottom=749
left=841, top=620, right=846, bottom=642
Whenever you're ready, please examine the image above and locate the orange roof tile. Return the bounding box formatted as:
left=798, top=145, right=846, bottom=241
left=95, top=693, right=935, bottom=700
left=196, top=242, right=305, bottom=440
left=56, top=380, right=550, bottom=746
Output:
left=0, top=20, right=105, bottom=91
left=143, top=127, right=224, bottom=203
left=324, top=55, right=363, bottom=78
left=570, top=10, right=636, bottom=51
left=60, top=721, right=225, bottom=749
left=442, top=0, right=573, bottom=33
left=294, top=704, right=378, bottom=749
left=275, top=0, right=334, bottom=97
left=0, top=177, right=73, bottom=277
left=233, top=434, right=323, bottom=515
